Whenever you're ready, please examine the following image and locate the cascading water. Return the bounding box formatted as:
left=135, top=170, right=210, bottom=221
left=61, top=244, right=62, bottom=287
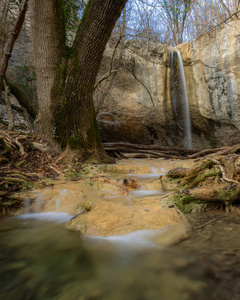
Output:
left=176, top=49, right=192, bottom=149
left=169, top=48, right=192, bottom=149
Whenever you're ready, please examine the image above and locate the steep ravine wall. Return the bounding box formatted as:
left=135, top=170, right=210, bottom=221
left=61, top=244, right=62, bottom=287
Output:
left=96, top=20, right=240, bottom=149
left=178, top=19, right=240, bottom=148
left=95, top=41, right=170, bottom=146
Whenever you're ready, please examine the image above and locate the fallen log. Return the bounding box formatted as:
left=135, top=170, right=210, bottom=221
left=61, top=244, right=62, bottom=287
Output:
left=175, top=184, right=240, bottom=203
left=217, top=144, right=240, bottom=155
left=123, top=153, right=160, bottom=159
left=188, top=147, right=229, bottom=158
left=104, top=142, right=197, bottom=154
left=104, top=142, right=233, bottom=159
left=106, top=148, right=191, bottom=159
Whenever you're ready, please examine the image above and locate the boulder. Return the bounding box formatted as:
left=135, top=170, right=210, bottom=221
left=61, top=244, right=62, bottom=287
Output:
left=65, top=196, right=190, bottom=246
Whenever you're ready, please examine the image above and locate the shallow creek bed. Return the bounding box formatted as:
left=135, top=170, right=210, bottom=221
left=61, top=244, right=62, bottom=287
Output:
left=1, top=158, right=240, bottom=299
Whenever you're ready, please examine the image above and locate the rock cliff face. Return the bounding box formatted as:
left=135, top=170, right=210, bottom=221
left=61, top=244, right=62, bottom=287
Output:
left=95, top=40, right=171, bottom=146
left=179, top=20, right=240, bottom=148
left=2, top=9, right=240, bottom=149
left=96, top=20, right=240, bottom=149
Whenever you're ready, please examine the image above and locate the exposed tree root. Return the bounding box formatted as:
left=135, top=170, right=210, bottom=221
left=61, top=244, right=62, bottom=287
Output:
left=166, top=168, right=189, bottom=178
left=15, top=136, right=27, bottom=156
left=162, top=151, right=240, bottom=213
left=209, top=158, right=239, bottom=184
left=0, top=126, right=61, bottom=216
left=188, top=147, right=229, bottom=158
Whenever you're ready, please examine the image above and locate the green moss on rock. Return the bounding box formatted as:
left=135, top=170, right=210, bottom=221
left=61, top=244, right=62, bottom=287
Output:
left=170, top=193, right=207, bottom=213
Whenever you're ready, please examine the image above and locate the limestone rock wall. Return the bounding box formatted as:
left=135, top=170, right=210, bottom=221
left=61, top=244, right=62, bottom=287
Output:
left=179, top=20, right=240, bottom=148
left=96, top=20, right=240, bottom=149
left=95, top=40, right=171, bottom=146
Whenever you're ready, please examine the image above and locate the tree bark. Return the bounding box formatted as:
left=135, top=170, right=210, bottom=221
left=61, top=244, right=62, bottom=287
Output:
left=0, top=0, right=11, bottom=62
left=31, top=0, right=127, bottom=161
left=29, top=0, right=66, bottom=150
left=4, top=79, right=14, bottom=130
left=176, top=184, right=240, bottom=204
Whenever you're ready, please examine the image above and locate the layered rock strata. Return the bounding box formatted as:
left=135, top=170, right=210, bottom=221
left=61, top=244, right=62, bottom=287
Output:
left=96, top=20, right=240, bottom=148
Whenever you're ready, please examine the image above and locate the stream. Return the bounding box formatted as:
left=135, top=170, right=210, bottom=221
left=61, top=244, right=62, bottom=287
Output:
left=1, top=160, right=240, bottom=300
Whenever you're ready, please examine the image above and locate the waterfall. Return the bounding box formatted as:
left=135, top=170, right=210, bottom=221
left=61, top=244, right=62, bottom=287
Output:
left=169, top=48, right=192, bottom=149
left=175, top=48, right=192, bottom=149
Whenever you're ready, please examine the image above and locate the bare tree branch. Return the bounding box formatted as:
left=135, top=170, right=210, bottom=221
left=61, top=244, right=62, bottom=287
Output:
left=0, top=0, right=29, bottom=98
left=196, top=9, right=240, bottom=40
left=94, top=36, right=122, bottom=90
left=125, top=67, right=155, bottom=107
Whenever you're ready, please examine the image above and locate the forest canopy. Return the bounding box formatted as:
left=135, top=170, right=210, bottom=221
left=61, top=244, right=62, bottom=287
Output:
left=113, top=0, right=240, bottom=45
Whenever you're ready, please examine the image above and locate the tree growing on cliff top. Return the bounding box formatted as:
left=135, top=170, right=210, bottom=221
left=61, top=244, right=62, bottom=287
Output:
left=30, top=0, right=127, bottom=162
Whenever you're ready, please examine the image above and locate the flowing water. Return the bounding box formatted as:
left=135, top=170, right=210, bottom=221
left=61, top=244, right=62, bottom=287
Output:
left=1, top=161, right=240, bottom=299
left=0, top=216, right=210, bottom=300
left=1, top=212, right=240, bottom=300
left=169, top=48, right=192, bottom=149
left=175, top=49, right=192, bottom=149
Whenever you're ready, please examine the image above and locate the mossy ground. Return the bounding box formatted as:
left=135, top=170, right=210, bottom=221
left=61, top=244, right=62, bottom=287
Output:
left=170, top=193, right=207, bottom=214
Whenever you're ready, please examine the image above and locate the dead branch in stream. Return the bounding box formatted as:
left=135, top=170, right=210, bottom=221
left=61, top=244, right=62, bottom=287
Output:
left=187, top=147, right=229, bottom=158
left=123, top=153, right=161, bottom=159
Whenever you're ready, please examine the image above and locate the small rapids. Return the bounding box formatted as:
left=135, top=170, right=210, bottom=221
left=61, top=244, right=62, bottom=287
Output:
left=129, top=190, right=164, bottom=198
left=2, top=213, right=240, bottom=300
left=0, top=216, right=205, bottom=300
left=89, top=228, right=166, bottom=249
left=127, top=173, right=164, bottom=179
left=17, top=212, right=73, bottom=223
left=1, top=160, right=240, bottom=299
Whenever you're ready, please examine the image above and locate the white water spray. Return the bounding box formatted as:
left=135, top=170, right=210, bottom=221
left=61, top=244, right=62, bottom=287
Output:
left=56, top=197, right=60, bottom=212
left=35, top=193, right=43, bottom=212
left=56, top=189, right=68, bottom=211
left=149, top=166, right=158, bottom=174
left=24, top=197, right=30, bottom=214
left=175, top=48, right=192, bottom=149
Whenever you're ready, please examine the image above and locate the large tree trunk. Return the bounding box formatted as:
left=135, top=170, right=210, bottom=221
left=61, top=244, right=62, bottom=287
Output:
left=29, top=0, right=66, bottom=150
left=31, top=0, right=127, bottom=161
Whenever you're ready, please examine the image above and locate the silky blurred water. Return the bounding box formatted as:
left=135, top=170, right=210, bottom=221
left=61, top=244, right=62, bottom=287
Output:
left=0, top=215, right=236, bottom=300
